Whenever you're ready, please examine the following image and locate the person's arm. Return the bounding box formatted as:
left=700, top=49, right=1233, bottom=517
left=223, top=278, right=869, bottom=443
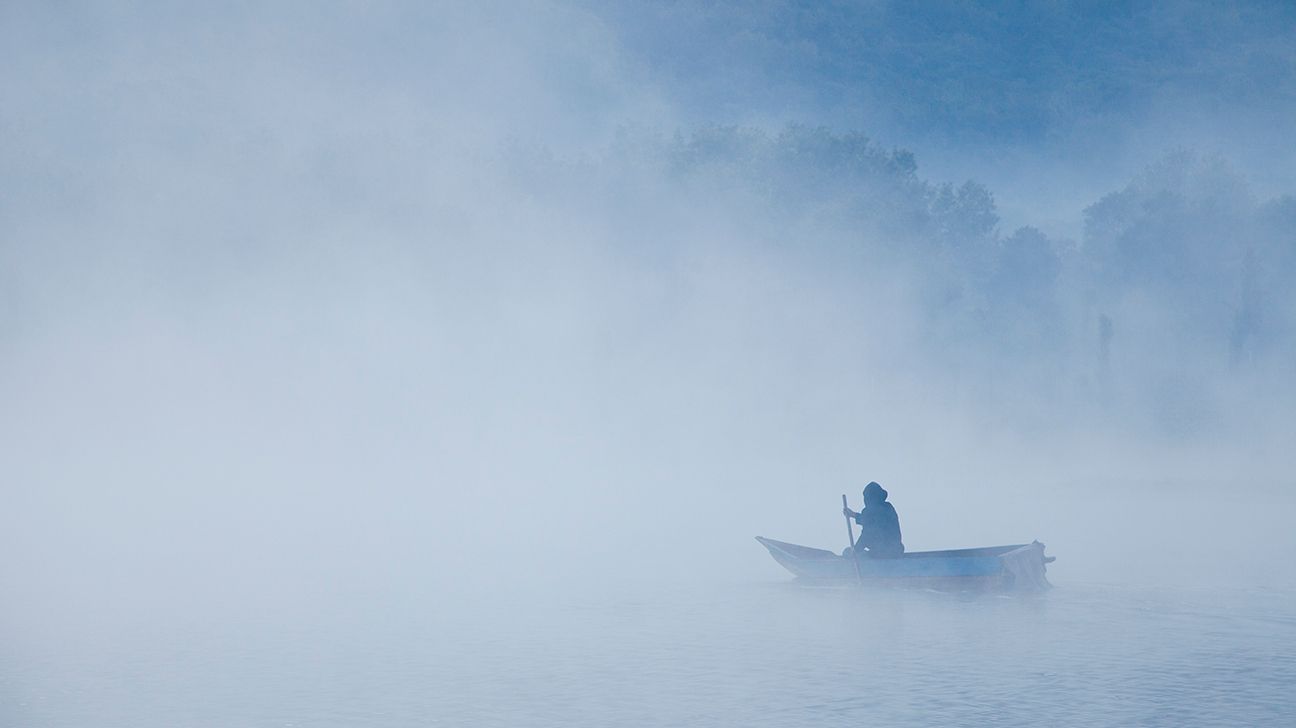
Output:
left=842, top=507, right=859, bottom=519
left=854, top=509, right=874, bottom=544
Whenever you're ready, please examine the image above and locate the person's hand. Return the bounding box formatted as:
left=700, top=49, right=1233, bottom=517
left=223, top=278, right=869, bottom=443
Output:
left=842, top=507, right=855, bottom=518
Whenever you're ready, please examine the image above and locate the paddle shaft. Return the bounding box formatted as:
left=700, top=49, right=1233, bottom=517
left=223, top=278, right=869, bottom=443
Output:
left=842, top=494, right=857, bottom=548
left=842, top=494, right=864, bottom=584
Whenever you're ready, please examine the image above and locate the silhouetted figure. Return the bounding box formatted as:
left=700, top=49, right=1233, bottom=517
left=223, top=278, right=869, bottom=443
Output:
left=842, top=482, right=904, bottom=558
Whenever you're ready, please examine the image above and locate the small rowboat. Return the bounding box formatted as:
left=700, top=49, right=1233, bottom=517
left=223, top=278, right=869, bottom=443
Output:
left=755, top=536, right=1055, bottom=591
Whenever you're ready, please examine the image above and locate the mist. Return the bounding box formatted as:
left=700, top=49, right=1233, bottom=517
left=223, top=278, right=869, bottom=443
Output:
left=3, top=2, right=1295, bottom=726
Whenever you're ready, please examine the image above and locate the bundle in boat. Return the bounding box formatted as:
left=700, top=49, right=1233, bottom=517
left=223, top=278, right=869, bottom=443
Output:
left=755, top=536, right=1054, bottom=591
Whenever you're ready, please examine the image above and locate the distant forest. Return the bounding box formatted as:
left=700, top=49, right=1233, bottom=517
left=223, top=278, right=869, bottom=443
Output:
left=515, top=126, right=1296, bottom=434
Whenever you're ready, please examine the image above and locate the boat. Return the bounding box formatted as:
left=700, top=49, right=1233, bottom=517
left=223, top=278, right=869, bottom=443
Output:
left=755, top=536, right=1055, bottom=590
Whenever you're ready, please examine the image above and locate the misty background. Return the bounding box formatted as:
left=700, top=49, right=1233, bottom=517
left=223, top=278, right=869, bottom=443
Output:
left=3, top=2, right=1295, bottom=725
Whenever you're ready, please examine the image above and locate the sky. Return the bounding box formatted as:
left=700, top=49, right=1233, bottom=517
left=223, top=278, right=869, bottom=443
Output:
left=2, top=0, right=1295, bottom=629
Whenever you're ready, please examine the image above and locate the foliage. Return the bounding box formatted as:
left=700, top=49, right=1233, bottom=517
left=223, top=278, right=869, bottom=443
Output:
left=517, top=126, right=1295, bottom=431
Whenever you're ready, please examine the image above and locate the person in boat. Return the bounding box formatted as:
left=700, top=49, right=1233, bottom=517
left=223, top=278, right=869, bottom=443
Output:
left=842, top=481, right=904, bottom=558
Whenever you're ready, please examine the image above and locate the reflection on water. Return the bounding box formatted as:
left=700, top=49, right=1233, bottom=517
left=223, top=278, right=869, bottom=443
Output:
left=5, top=581, right=1295, bottom=727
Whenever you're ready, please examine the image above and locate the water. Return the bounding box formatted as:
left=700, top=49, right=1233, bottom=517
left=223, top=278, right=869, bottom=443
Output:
left=6, top=579, right=1294, bottom=727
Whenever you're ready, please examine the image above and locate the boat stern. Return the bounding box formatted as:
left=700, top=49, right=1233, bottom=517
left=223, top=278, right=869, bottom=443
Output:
left=1000, top=541, right=1054, bottom=590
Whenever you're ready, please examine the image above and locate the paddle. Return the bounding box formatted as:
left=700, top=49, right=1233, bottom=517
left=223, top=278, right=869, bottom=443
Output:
left=842, top=494, right=864, bottom=584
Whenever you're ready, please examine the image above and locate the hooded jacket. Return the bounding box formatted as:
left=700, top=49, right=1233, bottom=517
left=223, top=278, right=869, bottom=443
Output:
left=854, top=482, right=904, bottom=557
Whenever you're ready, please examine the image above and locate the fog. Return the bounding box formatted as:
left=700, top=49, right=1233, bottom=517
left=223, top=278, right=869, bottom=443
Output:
left=3, top=3, right=1295, bottom=726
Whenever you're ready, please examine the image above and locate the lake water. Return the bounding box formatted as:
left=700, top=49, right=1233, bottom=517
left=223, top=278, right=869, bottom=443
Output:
left=6, top=577, right=1294, bottom=727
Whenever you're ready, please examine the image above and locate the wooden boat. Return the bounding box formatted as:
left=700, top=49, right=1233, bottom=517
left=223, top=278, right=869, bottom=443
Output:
left=755, top=536, right=1055, bottom=590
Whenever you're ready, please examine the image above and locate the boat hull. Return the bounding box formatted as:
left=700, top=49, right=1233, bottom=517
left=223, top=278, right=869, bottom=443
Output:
left=755, top=536, right=1053, bottom=590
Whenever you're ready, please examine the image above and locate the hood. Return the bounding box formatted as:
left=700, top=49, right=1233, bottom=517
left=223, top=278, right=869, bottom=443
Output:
left=863, top=481, right=888, bottom=505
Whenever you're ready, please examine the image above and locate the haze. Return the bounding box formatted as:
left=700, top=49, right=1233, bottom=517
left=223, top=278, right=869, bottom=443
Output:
left=3, top=3, right=1294, bottom=726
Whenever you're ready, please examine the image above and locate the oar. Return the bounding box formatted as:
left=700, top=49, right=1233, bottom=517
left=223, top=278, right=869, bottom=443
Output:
left=842, top=494, right=864, bottom=584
